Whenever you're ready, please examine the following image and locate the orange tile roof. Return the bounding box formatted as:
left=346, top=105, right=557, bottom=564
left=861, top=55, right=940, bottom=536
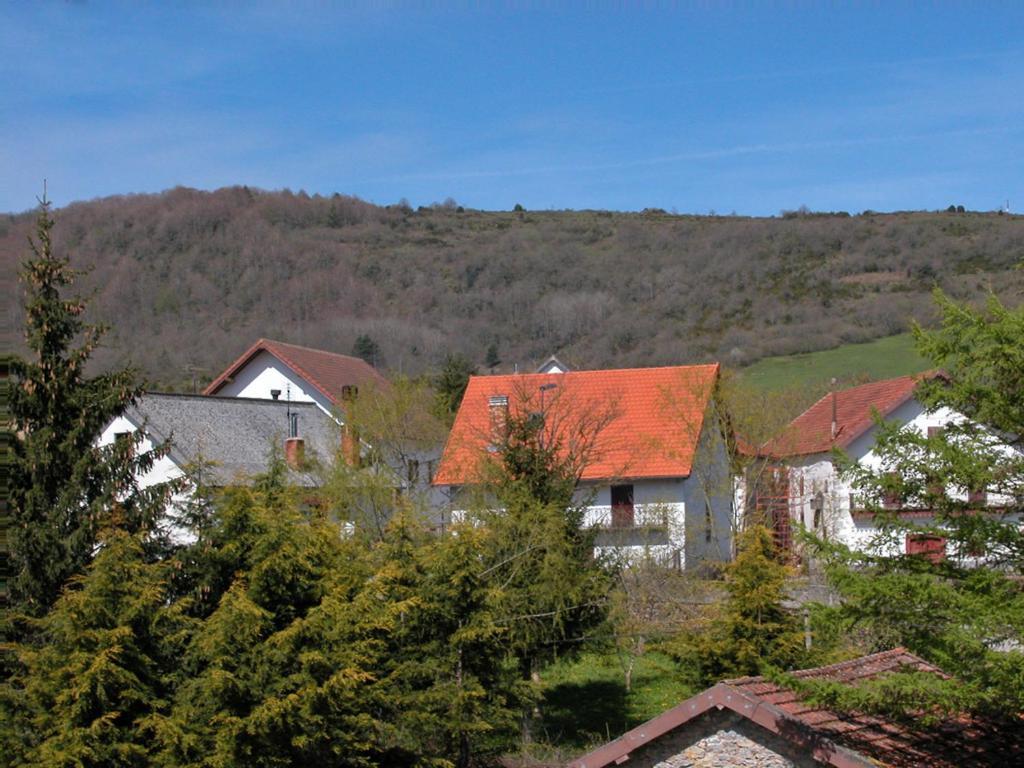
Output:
left=765, top=374, right=937, bottom=457
left=204, top=338, right=390, bottom=404
left=432, top=364, right=720, bottom=486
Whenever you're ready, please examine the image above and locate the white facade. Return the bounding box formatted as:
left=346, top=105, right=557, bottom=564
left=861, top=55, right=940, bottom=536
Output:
left=779, top=399, right=1021, bottom=557
left=443, top=416, right=735, bottom=570
left=213, top=350, right=335, bottom=415
left=581, top=471, right=732, bottom=569
left=97, top=414, right=184, bottom=490
left=97, top=414, right=193, bottom=542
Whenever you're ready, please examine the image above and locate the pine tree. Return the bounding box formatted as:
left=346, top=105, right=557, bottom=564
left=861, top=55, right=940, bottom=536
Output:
left=9, top=196, right=176, bottom=615
left=5, top=529, right=192, bottom=768
left=352, top=334, right=381, bottom=366
left=433, top=354, right=477, bottom=419
left=688, top=526, right=806, bottom=684
left=811, top=289, right=1024, bottom=719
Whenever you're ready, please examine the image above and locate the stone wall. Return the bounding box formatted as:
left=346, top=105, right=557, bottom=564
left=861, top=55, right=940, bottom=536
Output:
left=625, top=709, right=821, bottom=768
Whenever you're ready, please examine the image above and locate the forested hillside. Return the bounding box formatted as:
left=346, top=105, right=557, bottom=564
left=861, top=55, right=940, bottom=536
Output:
left=3, top=187, right=1023, bottom=388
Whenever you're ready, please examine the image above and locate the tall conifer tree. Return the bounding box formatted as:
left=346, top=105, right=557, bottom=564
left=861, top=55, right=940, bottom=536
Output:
left=812, top=290, right=1024, bottom=719
left=9, top=196, right=173, bottom=615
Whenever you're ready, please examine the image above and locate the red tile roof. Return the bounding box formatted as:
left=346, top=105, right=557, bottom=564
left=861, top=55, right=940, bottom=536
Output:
left=572, top=648, right=1024, bottom=768
left=725, top=649, right=1021, bottom=767
left=765, top=374, right=937, bottom=457
left=432, top=364, right=719, bottom=486
left=203, top=338, right=389, bottom=404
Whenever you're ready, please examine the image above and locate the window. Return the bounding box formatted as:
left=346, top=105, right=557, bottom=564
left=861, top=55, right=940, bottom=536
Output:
left=906, top=534, right=947, bottom=563
left=704, top=501, right=713, bottom=543
left=610, top=484, right=634, bottom=528
left=811, top=491, right=824, bottom=530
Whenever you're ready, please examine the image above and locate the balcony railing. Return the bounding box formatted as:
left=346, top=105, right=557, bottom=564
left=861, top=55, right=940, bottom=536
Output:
left=584, top=503, right=682, bottom=530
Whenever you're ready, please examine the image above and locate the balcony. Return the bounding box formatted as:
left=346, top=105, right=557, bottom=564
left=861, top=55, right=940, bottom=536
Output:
left=585, top=503, right=682, bottom=549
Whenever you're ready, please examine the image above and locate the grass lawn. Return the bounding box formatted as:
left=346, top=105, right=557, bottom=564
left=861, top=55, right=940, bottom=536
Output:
left=739, top=333, right=931, bottom=393
left=536, top=650, right=696, bottom=753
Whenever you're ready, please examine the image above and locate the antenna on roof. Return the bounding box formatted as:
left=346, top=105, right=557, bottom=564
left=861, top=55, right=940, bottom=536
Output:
left=830, top=378, right=838, bottom=442
left=186, top=364, right=207, bottom=394
left=286, top=383, right=292, bottom=434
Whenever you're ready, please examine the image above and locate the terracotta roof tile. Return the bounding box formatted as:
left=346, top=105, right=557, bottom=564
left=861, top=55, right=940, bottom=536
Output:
left=572, top=648, right=1024, bottom=768
left=765, top=374, right=938, bottom=457
left=723, top=649, right=1023, bottom=768
left=204, top=338, right=389, bottom=404
left=433, top=364, right=719, bottom=486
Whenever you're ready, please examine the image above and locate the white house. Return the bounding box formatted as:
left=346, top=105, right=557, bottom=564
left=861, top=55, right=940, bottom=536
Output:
left=202, top=337, right=446, bottom=513
left=97, top=393, right=341, bottom=538
left=535, top=355, right=571, bottom=374
left=432, top=364, right=734, bottom=569
left=747, top=374, right=1022, bottom=560
left=203, top=337, right=390, bottom=414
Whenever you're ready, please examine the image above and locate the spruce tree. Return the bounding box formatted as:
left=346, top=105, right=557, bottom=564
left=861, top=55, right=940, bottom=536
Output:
left=485, top=343, right=501, bottom=371
left=6, top=529, right=192, bottom=768
left=689, top=526, right=806, bottom=684
left=811, top=289, right=1024, bottom=718
left=433, top=353, right=477, bottom=419
left=352, top=334, right=381, bottom=366
left=382, top=514, right=526, bottom=767
left=159, top=487, right=390, bottom=767
left=9, top=196, right=175, bottom=615
left=475, top=404, right=611, bottom=740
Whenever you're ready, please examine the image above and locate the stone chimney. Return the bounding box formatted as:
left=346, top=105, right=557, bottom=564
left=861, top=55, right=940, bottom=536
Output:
left=489, top=394, right=509, bottom=445
left=341, top=384, right=360, bottom=467
left=342, top=424, right=360, bottom=467
left=285, top=436, right=305, bottom=469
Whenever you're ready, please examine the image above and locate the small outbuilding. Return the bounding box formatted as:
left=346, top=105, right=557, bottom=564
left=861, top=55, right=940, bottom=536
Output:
left=569, top=648, right=1022, bottom=768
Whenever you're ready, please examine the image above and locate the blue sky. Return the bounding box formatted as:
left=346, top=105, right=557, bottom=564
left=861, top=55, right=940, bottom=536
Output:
left=2, top=3, right=1023, bottom=215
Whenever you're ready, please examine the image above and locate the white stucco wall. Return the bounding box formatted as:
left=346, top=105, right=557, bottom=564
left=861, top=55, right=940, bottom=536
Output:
left=97, top=415, right=193, bottom=542
left=784, top=399, right=1022, bottom=557
left=97, top=415, right=184, bottom=489
left=439, top=410, right=734, bottom=570
left=574, top=417, right=733, bottom=570
left=214, top=350, right=335, bottom=415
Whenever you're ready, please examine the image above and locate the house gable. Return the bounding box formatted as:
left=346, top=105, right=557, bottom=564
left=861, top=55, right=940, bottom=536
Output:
left=208, top=349, right=333, bottom=413
left=203, top=338, right=389, bottom=412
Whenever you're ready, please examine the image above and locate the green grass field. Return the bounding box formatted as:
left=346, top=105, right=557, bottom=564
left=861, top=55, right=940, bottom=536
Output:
left=739, top=333, right=931, bottom=393
left=536, top=651, right=696, bottom=753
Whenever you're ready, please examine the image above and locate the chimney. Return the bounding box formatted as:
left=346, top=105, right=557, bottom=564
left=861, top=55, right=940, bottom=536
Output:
left=285, top=412, right=304, bottom=469
left=489, top=394, right=509, bottom=445
left=285, top=437, right=305, bottom=469
left=342, top=424, right=360, bottom=467
left=340, top=385, right=360, bottom=467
